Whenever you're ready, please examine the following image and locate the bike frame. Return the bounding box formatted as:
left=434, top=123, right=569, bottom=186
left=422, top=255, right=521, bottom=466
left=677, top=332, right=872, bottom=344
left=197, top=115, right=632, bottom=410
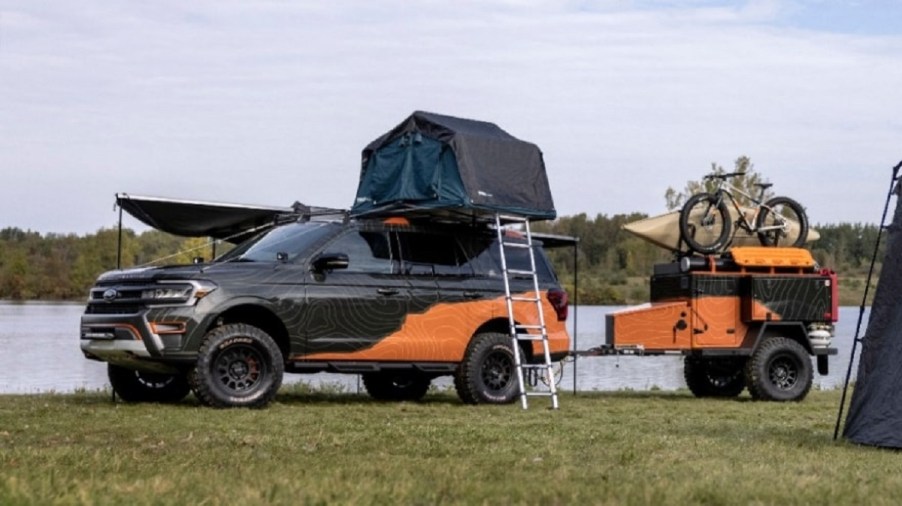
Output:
left=708, top=177, right=784, bottom=233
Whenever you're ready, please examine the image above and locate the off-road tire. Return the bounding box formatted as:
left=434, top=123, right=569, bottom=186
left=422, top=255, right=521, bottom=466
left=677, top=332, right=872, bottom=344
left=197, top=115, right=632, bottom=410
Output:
left=362, top=372, right=431, bottom=402
left=454, top=332, right=522, bottom=405
left=756, top=196, right=809, bottom=248
left=108, top=364, right=190, bottom=403
left=745, top=337, right=812, bottom=401
left=191, top=323, right=284, bottom=408
left=683, top=357, right=746, bottom=398
left=679, top=193, right=732, bottom=254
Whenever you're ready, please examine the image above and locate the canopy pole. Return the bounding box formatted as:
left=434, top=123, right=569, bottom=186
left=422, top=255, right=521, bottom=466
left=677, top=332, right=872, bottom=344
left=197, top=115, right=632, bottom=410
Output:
left=833, top=161, right=902, bottom=440
left=572, top=241, right=579, bottom=396
left=116, top=201, right=123, bottom=270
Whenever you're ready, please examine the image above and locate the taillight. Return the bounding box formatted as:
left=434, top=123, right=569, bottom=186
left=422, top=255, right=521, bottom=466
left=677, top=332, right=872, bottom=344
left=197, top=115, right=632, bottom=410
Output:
left=546, top=288, right=568, bottom=321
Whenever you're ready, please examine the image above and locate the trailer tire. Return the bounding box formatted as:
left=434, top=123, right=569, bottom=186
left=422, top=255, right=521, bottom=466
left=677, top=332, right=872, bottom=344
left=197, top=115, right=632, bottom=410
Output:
left=683, top=357, right=746, bottom=398
left=746, top=337, right=812, bottom=402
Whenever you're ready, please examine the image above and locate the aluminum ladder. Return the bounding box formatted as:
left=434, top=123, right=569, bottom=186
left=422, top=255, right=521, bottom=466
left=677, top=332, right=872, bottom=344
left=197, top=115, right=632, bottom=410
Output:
left=494, top=214, right=559, bottom=410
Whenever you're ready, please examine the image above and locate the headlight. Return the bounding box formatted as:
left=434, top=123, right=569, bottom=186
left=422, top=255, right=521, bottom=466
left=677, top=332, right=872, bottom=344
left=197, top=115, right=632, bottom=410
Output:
left=142, top=285, right=193, bottom=301
left=141, top=280, right=217, bottom=304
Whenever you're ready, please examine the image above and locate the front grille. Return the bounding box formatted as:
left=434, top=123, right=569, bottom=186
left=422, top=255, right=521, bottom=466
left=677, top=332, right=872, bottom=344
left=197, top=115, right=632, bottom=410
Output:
left=85, top=304, right=143, bottom=315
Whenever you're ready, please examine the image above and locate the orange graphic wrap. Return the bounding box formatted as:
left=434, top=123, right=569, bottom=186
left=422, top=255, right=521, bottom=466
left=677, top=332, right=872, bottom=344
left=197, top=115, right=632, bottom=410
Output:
left=295, top=291, right=569, bottom=362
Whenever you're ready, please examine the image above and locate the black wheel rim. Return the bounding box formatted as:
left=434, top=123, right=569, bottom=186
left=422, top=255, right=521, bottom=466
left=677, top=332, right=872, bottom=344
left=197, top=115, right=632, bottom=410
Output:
left=481, top=350, right=513, bottom=392
left=213, top=344, right=266, bottom=394
left=768, top=355, right=799, bottom=391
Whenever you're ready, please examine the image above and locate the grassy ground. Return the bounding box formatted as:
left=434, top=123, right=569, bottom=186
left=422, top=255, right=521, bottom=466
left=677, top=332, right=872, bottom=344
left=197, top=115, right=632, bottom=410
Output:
left=0, top=386, right=897, bottom=505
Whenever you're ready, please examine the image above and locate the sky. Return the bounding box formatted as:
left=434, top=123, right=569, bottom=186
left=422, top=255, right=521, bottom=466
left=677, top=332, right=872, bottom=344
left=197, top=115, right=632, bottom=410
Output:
left=2, top=0, right=902, bottom=235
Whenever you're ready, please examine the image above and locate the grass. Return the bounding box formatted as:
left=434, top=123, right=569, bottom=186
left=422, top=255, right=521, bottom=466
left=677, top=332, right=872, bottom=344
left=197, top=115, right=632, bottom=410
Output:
left=0, top=387, right=898, bottom=505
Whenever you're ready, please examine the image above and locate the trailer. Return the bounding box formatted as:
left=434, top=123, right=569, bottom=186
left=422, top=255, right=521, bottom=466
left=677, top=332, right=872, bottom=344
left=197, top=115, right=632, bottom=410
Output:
left=583, top=246, right=837, bottom=401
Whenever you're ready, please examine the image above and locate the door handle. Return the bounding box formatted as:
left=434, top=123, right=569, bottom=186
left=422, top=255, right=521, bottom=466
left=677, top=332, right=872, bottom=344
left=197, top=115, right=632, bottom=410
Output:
left=377, top=288, right=399, bottom=296
left=463, top=291, right=483, bottom=300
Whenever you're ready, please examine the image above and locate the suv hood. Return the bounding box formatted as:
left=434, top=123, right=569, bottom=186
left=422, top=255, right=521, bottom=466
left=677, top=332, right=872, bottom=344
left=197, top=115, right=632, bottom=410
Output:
left=96, top=265, right=207, bottom=283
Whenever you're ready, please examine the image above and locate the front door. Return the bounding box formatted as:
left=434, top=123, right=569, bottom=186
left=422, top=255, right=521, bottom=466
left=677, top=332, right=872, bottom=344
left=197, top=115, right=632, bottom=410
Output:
left=303, top=229, right=410, bottom=356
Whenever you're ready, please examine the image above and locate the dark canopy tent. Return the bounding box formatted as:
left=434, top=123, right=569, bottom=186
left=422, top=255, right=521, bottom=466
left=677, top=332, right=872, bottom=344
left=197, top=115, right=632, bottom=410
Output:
left=115, top=194, right=308, bottom=244
left=351, top=111, right=556, bottom=221
left=842, top=169, right=902, bottom=448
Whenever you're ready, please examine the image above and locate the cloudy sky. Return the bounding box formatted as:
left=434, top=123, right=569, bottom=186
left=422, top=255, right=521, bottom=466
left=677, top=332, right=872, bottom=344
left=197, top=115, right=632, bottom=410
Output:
left=2, top=0, right=901, bottom=235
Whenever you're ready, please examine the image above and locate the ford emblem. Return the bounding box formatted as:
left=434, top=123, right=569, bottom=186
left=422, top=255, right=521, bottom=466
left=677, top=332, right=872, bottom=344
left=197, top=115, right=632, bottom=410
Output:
left=102, top=288, right=118, bottom=302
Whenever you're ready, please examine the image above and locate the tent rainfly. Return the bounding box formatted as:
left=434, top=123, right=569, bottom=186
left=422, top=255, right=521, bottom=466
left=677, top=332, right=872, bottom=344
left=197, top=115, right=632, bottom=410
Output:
left=350, top=111, right=556, bottom=221
left=843, top=175, right=902, bottom=448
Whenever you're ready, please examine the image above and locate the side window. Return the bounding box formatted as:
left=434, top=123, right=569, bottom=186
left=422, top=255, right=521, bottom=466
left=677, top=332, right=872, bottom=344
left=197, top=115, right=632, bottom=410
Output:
left=396, top=232, right=471, bottom=276
left=326, top=231, right=394, bottom=273
left=462, top=236, right=555, bottom=282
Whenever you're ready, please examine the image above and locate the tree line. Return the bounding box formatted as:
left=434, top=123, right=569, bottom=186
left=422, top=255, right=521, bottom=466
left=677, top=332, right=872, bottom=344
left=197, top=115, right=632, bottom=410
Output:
left=0, top=218, right=883, bottom=304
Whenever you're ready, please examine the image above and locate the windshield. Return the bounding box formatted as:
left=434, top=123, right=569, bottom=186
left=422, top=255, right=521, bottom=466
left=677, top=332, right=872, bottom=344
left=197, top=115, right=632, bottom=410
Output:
left=216, top=222, right=340, bottom=263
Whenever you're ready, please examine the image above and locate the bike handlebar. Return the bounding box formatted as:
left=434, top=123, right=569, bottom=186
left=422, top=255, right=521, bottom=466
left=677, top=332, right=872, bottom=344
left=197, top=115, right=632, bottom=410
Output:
left=704, top=172, right=746, bottom=180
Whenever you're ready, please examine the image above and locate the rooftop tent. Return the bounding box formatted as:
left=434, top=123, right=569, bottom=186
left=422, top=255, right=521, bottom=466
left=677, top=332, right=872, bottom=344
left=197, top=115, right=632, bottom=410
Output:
left=115, top=194, right=307, bottom=244
left=841, top=165, right=902, bottom=448
left=351, top=111, right=556, bottom=221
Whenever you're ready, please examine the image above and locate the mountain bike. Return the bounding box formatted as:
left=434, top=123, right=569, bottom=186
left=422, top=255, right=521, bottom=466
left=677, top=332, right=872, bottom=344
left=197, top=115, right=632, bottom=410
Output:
left=678, top=172, right=809, bottom=254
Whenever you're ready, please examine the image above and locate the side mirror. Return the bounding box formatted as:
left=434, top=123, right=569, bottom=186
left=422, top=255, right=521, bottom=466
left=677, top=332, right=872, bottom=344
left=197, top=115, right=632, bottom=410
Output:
left=312, top=252, right=349, bottom=272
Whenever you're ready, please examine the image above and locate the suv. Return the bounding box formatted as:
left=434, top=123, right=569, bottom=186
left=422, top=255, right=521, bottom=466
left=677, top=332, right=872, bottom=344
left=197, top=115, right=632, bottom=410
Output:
left=80, top=217, right=570, bottom=408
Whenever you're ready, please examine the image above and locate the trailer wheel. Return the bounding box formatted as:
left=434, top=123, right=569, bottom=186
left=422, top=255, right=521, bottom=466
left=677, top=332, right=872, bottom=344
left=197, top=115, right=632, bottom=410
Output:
left=454, top=332, right=522, bottom=405
left=362, top=372, right=431, bottom=401
left=746, top=337, right=812, bottom=402
left=683, top=357, right=746, bottom=398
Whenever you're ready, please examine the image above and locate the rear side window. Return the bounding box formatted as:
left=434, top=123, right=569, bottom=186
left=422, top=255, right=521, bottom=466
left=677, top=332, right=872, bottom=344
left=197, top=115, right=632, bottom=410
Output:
left=461, top=236, right=556, bottom=282
left=396, top=232, right=471, bottom=276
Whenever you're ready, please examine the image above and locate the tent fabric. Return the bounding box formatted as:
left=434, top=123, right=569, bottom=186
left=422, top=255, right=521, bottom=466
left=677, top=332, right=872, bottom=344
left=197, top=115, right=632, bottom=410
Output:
left=843, top=185, right=902, bottom=448
left=116, top=194, right=303, bottom=243
left=351, top=111, right=556, bottom=221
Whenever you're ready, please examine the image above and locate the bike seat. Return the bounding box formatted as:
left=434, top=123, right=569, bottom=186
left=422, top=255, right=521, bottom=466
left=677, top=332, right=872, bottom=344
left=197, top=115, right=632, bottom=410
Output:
left=755, top=183, right=773, bottom=190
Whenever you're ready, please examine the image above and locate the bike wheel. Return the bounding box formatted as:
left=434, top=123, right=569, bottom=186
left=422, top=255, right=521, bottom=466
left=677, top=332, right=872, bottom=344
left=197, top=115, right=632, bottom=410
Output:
left=679, top=193, right=732, bottom=254
left=756, top=196, right=808, bottom=248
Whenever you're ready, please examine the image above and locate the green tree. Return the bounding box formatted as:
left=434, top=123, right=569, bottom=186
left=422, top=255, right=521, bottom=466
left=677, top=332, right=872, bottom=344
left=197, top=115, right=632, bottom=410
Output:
left=664, top=156, right=774, bottom=210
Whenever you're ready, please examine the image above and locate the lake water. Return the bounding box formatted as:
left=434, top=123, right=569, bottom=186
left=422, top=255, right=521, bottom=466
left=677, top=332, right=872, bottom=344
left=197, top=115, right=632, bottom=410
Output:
left=0, top=302, right=869, bottom=394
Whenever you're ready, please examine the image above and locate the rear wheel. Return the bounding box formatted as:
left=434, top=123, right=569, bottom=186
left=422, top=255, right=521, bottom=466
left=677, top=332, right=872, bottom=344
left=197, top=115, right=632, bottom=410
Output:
left=679, top=193, right=732, bottom=254
left=455, top=332, right=522, bottom=405
left=756, top=196, right=808, bottom=247
left=191, top=324, right=284, bottom=408
left=108, top=364, right=190, bottom=403
left=683, top=357, right=746, bottom=398
left=746, top=337, right=812, bottom=401
left=362, top=372, right=431, bottom=402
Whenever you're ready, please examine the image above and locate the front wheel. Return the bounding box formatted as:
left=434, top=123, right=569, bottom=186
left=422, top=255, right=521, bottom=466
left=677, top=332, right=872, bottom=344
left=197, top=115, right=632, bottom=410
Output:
left=679, top=193, right=732, bottom=254
left=191, top=323, right=284, bottom=408
left=756, top=196, right=808, bottom=247
left=454, top=332, right=522, bottom=405
left=745, top=337, right=812, bottom=401
left=108, top=364, right=190, bottom=403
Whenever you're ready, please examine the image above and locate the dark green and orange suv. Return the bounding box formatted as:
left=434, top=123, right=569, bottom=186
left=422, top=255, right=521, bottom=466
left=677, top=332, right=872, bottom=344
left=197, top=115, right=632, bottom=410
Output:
left=80, top=216, right=570, bottom=408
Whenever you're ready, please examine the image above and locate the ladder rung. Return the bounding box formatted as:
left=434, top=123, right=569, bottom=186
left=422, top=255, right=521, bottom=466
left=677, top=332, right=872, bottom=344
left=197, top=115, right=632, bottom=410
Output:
left=525, top=391, right=555, bottom=397
left=507, top=269, right=535, bottom=276
left=497, top=214, right=529, bottom=223
left=516, top=324, right=544, bottom=330
left=501, top=242, right=531, bottom=249
left=515, top=334, right=545, bottom=341
left=510, top=296, right=540, bottom=302
left=521, top=364, right=553, bottom=370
